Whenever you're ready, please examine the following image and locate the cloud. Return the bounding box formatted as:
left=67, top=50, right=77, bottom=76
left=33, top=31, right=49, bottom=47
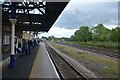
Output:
left=54, top=1, right=118, bottom=29
left=104, top=24, right=118, bottom=29
left=38, top=26, right=77, bottom=38
left=39, top=1, right=118, bottom=38
left=93, top=24, right=117, bottom=29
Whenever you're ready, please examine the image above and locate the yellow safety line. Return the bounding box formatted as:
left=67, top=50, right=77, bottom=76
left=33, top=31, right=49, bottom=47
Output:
left=29, top=47, right=40, bottom=80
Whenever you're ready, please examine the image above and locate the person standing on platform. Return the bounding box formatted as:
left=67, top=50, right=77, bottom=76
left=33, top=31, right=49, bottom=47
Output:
left=28, top=40, right=33, bottom=54
left=18, top=42, right=21, bottom=47
left=33, top=39, right=37, bottom=48
left=22, top=39, right=28, bottom=55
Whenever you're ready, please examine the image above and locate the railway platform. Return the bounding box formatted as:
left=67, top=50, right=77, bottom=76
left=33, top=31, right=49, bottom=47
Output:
left=2, top=42, right=59, bottom=79
left=29, top=42, right=59, bottom=78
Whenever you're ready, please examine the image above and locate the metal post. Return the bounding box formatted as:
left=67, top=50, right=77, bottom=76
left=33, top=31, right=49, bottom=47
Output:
left=9, top=19, right=17, bottom=68
left=0, top=6, right=2, bottom=79
left=0, top=28, right=1, bottom=62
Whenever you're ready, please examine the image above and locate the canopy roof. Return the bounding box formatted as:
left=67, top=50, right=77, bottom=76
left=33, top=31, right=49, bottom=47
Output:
left=2, top=1, right=69, bottom=32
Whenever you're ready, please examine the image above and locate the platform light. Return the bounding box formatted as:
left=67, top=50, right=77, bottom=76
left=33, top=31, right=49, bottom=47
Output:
left=23, top=22, right=30, bottom=24
left=32, top=22, right=41, bottom=25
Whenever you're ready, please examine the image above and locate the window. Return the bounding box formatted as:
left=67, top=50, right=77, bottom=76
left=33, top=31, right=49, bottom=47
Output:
left=4, top=35, right=10, bottom=45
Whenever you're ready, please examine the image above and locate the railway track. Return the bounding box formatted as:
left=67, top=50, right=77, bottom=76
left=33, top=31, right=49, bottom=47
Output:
left=44, top=42, right=87, bottom=80
left=55, top=42, right=119, bottom=59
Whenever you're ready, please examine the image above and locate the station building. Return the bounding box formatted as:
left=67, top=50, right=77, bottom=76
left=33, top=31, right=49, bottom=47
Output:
left=0, top=1, right=69, bottom=67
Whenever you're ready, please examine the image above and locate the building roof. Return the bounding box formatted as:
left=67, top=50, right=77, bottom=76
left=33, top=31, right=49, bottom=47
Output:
left=2, top=1, right=69, bottom=32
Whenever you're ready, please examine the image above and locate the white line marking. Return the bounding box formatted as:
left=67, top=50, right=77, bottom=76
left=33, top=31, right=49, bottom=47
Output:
left=43, top=42, right=60, bottom=79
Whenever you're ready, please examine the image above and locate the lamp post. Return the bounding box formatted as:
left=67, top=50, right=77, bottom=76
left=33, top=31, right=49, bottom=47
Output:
left=9, top=19, right=17, bottom=68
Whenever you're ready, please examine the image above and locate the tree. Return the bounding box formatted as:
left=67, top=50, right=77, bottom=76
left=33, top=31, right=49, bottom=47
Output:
left=42, top=36, right=48, bottom=40
left=92, top=23, right=110, bottom=41
left=110, top=27, right=120, bottom=42
left=73, top=26, right=92, bottom=42
left=48, top=35, right=55, bottom=41
left=70, top=35, right=75, bottom=41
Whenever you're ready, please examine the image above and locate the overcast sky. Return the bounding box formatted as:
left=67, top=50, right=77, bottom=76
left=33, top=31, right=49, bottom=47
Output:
left=39, top=0, right=118, bottom=38
left=55, top=1, right=118, bottom=29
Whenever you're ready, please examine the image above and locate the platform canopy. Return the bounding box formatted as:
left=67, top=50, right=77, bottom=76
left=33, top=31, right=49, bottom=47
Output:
left=2, top=0, right=69, bottom=32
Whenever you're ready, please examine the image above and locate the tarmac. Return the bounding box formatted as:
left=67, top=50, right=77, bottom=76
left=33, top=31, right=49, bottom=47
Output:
left=2, top=42, right=59, bottom=79
left=2, top=45, right=38, bottom=79
left=29, top=42, right=59, bottom=78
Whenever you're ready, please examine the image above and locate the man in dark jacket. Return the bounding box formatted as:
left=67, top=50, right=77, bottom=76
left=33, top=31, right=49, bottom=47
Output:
left=28, top=40, right=33, bottom=54
left=22, top=39, right=28, bottom=55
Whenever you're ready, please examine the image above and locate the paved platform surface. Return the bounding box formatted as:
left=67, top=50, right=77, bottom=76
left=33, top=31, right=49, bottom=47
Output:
left=2, top=46, right=39, bottom=79
left=2, top=42, right=59, bottom=79
left=2, top=53, right=10, bottom=61
left=29, top=42, right=59, bottom=78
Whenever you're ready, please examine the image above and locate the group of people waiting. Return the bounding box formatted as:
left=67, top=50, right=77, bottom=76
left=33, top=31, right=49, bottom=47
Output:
left=16, top=39, right=40, bottom=56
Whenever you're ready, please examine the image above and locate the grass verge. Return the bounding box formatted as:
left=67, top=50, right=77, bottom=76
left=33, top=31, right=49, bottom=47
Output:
left=65, top=41, right=118, bottom=50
